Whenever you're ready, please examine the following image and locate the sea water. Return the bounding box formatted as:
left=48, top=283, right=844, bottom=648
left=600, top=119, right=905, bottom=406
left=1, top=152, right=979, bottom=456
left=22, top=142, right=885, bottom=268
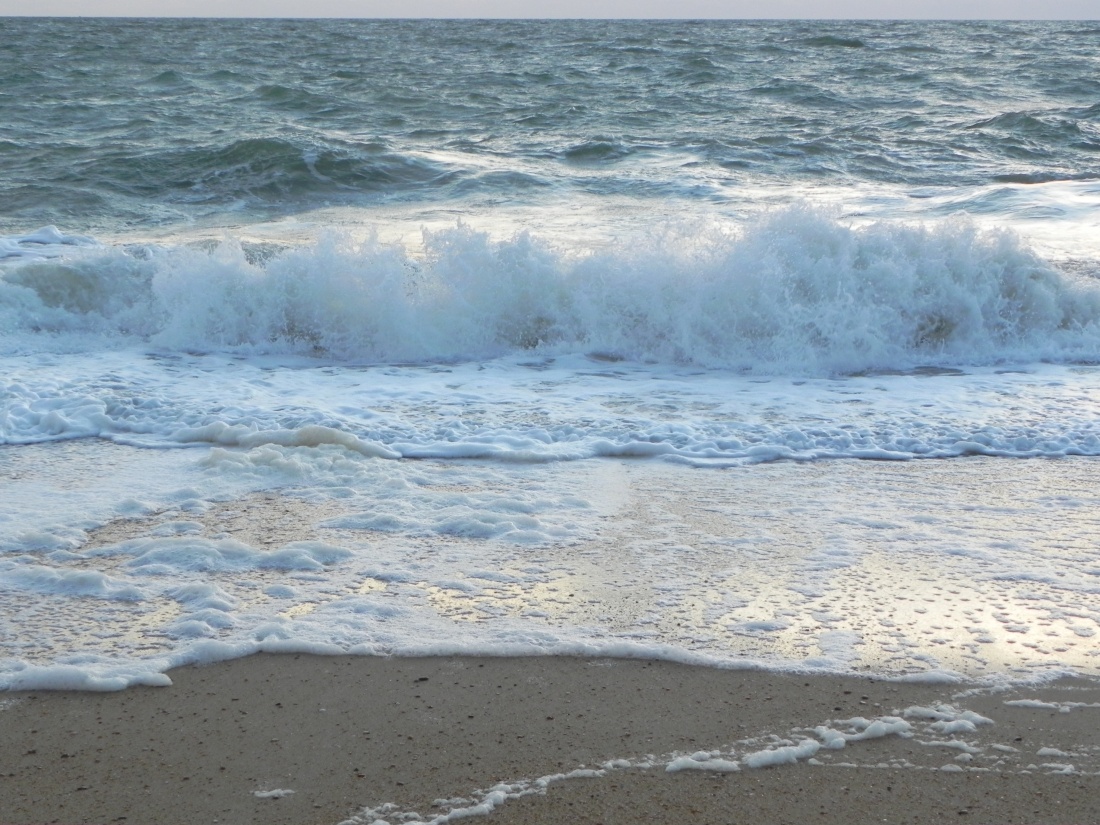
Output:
left=2, top=19, right=1100, bottom=700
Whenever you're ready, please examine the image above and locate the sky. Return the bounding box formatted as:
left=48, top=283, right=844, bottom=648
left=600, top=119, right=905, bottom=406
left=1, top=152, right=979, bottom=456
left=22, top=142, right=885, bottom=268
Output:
left=1, top=0, right=1097, bottom=17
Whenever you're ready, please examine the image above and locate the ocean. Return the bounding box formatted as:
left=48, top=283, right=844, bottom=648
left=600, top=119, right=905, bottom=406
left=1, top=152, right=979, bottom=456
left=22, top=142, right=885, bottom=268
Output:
left=2, top=16, right=1100, bottom=702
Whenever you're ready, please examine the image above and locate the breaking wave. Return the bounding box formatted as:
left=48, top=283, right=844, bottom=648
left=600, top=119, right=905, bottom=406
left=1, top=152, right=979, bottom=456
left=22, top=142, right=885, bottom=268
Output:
left=3, top=209, right=1100, bottom=375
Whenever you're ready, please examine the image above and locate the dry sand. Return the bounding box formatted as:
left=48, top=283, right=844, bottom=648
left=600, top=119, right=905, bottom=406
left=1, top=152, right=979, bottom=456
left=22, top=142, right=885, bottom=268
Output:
left=2, top=654, right=1099, bottom=825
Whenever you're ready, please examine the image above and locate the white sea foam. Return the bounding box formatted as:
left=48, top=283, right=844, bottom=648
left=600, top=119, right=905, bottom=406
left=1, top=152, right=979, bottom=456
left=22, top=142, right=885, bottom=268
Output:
left=666, top=753, right=742, bottom=772
left=3, top=441, right=1100, bottom=691
left=1004, top=699, right=1100, bottom=712
left=253, top=788, right=295, bottom=799
left=4, top=348, right=1100, bottom=468
left=743, top=738, right=822, bottom=768
left=3, top=211, right=1099, bottom=372
left=3, top=213, right=1100, bottom=694
left=345, top=697, right=1089, bottom=825
left=0, top=226, right=99, bottom=261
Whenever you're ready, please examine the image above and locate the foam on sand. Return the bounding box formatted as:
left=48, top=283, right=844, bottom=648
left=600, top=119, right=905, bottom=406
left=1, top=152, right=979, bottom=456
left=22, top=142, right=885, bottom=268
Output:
left=3, top=451, right=1100, bottom=691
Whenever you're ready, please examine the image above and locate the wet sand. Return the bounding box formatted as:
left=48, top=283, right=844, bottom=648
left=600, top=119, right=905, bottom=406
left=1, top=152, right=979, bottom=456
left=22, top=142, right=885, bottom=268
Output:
left=2, top=654, right=1099, bottom=825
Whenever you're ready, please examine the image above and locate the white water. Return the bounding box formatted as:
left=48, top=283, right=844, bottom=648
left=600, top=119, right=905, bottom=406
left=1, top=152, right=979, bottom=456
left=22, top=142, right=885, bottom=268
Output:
left=4, top=210, right=1100, bottom=372
left=2, top=211, right=1100, bottom=692
left=3, top=436, right=1100, bottom=691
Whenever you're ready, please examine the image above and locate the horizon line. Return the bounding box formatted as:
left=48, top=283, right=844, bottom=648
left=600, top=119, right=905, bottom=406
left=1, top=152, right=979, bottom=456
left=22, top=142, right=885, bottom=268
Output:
left=2, top=13, right=1098, bottom=19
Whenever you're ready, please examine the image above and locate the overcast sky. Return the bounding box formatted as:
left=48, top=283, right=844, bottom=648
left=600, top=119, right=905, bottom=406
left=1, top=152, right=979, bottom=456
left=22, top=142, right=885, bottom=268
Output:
left=2, top=0, right=1097, bottom=18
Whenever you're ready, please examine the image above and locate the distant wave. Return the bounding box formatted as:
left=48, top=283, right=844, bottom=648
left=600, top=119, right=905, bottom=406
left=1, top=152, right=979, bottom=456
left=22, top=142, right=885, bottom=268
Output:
left=3, top=209, right=1100, bottom=374
left=90, top=137, right=460, bottom=203
left=799, top=35, right=866, bottom=48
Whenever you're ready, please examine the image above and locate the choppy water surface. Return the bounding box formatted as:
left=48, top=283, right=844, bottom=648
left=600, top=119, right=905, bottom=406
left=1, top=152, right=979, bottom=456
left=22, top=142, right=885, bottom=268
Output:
left=2, top=19, right=1099, bottom=239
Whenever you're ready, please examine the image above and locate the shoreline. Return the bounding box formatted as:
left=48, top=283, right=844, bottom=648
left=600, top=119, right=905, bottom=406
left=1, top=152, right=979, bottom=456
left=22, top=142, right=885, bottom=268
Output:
left=2, top=653, right=1099, bottom=825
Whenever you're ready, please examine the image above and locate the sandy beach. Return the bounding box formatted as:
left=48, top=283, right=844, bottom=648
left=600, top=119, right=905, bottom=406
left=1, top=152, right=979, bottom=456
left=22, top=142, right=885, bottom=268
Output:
left=2, top=653, right=1098, bottom=825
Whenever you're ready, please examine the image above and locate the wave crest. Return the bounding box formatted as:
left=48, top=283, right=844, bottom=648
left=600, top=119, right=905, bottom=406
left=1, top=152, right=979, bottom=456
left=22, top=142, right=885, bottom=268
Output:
left=3, top=209, right=1099, bottom=374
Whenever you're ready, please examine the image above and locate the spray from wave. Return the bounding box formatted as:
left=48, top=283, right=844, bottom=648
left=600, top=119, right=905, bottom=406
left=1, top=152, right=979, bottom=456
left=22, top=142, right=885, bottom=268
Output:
left=2, top=209, right=1099, bottom=374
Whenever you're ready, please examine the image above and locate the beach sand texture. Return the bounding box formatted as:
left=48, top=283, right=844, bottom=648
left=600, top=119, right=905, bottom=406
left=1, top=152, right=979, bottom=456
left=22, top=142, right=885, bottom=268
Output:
left=3, top=654, right=1099, bottom=825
